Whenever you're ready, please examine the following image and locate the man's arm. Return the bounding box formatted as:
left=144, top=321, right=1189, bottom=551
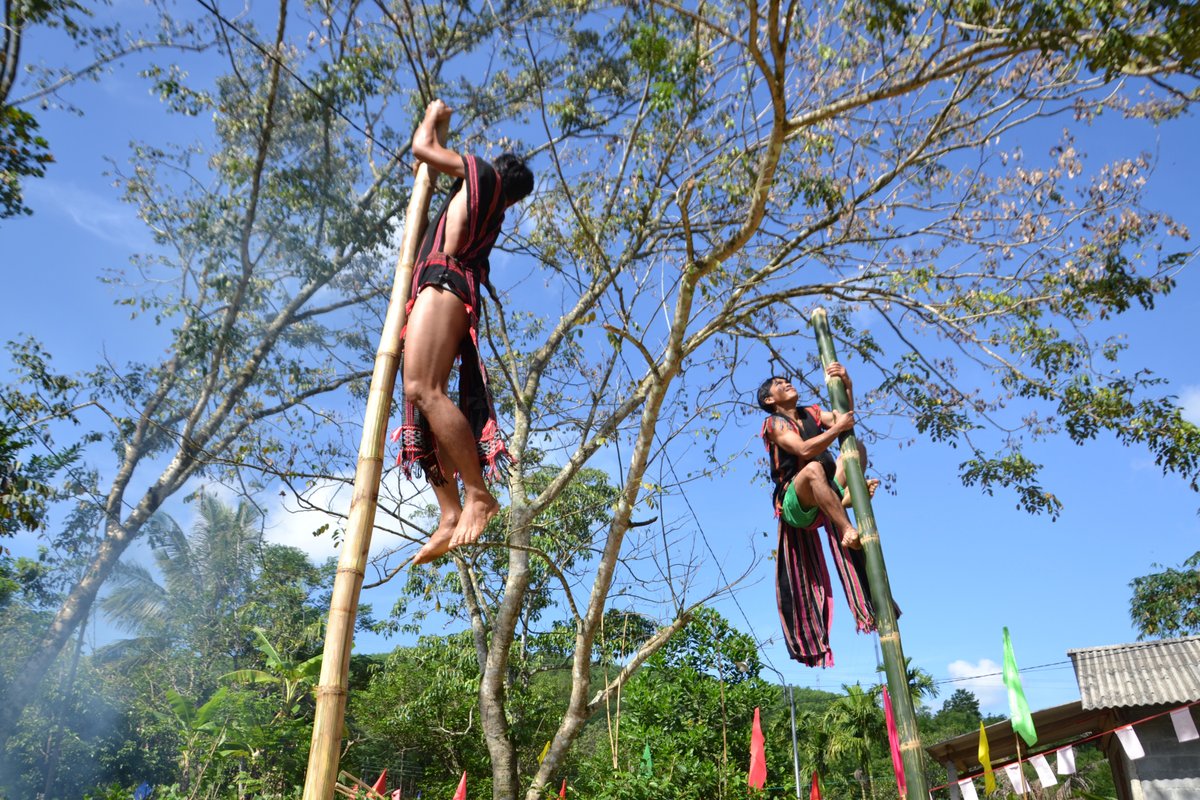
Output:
left=767, top=411, right=854, bottom=462
left=817, top=362, right=854, bottom=427
left=412, top=99, right=466, bottom=179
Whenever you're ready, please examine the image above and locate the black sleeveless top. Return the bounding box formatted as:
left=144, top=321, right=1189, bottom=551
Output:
left=761, top=407, right=837, bottom=513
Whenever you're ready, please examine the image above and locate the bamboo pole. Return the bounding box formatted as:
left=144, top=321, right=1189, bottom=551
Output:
left=302, top=116, right=450, bottom=800
left=809, top=308, right=927, bottom=800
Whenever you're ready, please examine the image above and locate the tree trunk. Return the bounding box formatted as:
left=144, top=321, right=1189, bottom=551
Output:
left=0, top=517, right=134, bottom=746
left=480, top=504, right=533, bottom=800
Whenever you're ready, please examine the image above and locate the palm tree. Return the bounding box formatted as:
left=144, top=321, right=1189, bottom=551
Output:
left=876, top=656, right=939, bottom=709
left=824, top=683, right=885, bottom=800
left=100, top=493, right=264, bottom=673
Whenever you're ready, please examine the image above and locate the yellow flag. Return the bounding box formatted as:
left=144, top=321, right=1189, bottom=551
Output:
left=978, top=722, right=996, bottom=794
left=539, top=740, right=551, bottom=764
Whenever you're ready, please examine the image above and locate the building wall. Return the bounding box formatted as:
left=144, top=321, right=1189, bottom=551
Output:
left=1115, top=709, right=1200, bottom=800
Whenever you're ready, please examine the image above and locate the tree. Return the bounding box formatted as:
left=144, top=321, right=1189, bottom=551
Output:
left=1, top=0, right=205, bottom=217
left=0, top=0, right=534, bottom=744
left=1129, top=550, right=1200, bottom=638
left=824, top=683, right=885, bottom=800
left=9, top=0, right=1200, bottom=796
left=100, top=495, right=264, bottom=675
left=939, top=689, right=981, bottom=720
left=0, top=338, right=91, bottom=539
left=381, top=3, right=1200, bottom=798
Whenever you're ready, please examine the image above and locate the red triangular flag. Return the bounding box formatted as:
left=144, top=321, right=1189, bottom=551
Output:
left=748, top=706, right=767, bottom=789
left=371, top=769, right=388, bottom=795
left=809, top=770, right=822, bottom=800
left=452, top=771, right=467, bottom=800
left=882, top=688, right=907, bottom=798
left=559, top=778, right=566, bottom=797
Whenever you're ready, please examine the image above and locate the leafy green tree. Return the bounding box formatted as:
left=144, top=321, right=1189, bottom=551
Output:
left=0, top=0, right=206, bottom=217
left=1129, top=550, right=1200, bottom=638
left=7, top=1, right=1200, bottom=797
left=223, top=628, right=323, bottom=722
left=567, top=608, right=781, bottom=800
left=824, top=683, right=885, bottom=800
left=359, top=3, right=1200, bottom=796
left=100, top=495, right=264, bottom=675
left=0, top=339, right=88, bottom=537
left=0, top=0, right=523, bottom=740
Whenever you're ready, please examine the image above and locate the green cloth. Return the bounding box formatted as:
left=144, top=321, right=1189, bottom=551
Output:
left=639, top=743, right=653, bottom=778
left=781, top=477, right=844, bottom=529
left=1003, top=627, right=1038, bottom=747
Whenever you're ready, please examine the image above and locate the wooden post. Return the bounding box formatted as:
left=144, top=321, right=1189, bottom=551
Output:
left=809, top=308, right=928, bottom=800
left=302, top=116, right=449, bottom=800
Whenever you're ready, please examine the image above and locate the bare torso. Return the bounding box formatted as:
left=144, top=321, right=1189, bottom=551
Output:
left=439, top=187, right=469, bottom=256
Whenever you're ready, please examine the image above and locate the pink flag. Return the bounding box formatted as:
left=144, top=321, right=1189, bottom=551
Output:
left=371, top=769, right=388, bottom=796
left=452, top=771, right=467, bottom=800
left=559, top=778, right=566, bottom=798
left=391, top=790, right=403, bottom=800
left=748, top=707, right=767, bottom=789
left=882, top=688, right=907, bottom=798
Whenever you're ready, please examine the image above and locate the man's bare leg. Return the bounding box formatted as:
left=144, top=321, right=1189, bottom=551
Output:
left=412, top=464, right=462, bottom=565
left=835, top=444, right=879, bottom=509
left=404, top=288, right=500, bottom=560
left=794, top=462, right=860, bottom=549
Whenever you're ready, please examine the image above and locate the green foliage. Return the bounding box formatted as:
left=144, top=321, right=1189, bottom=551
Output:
left=1129, top=550, right=1200, bottom=638
left=0, top=338, right=89, bottom=537
left=0, top=106, right=53, bottom=217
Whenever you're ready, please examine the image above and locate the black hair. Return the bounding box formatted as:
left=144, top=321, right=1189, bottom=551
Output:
left=495, top=153, right=533, bottom=204
left=757, top=375, right=787, bottom=412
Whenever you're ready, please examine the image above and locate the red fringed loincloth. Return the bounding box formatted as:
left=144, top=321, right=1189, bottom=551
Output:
left=390, top=252, right=510, bottom=485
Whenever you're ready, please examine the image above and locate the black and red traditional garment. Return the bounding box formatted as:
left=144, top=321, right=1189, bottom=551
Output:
left=762, top=406, right=893, bottom=667
left=391, top=154, right=511, bottom=485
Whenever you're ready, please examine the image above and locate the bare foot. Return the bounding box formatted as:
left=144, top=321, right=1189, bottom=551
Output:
left=448, top=489, right=500, bottom=552
left=412, top=515, right=458, bottom=565
left=840, top=526, right=862, bottom=550
left=841, top=478, right=881, bottom=509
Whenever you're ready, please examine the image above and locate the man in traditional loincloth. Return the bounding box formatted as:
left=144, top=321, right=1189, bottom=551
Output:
left=395, top=99, right=533, bottom=565
left=758, top=363, right=879, bottom=549
left=758, top=362, right=886, bottom=667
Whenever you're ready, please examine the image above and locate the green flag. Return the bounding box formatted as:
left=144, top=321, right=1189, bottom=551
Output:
left=1002, top=627, right=1037, bottom=747
left=639, top=743, right=653, bottom=778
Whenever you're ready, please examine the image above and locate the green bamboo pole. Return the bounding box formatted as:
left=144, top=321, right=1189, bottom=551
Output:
left=302, top=116, right=449, bottom=800
left=810, top=307, right=926, bottom=800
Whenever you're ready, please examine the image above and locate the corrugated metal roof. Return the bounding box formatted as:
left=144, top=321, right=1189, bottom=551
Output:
left=1069, top=635, right=1200, bottom=710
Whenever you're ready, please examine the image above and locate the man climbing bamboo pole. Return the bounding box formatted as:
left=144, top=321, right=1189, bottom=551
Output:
left=303, top=103, right=534, bottom=799
left=810, top=307, right=925, bottom=800
left=396, top=100, right=533, bottom=564
left=301, top=112, right=449, bottom=800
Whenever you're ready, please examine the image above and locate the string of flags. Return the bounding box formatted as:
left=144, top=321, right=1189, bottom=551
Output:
left=943, top=698, right=1200, bottom=797
left=938, top=627, right=1200, bottom=798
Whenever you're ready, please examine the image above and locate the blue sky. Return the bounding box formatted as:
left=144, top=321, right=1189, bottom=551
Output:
left=3, top=8, right=1199, bottom=725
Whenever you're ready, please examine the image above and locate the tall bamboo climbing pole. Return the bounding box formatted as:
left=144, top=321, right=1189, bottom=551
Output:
left=810, top=308, right=926, bottom=800
left=302, top=117, right=449, bottom=800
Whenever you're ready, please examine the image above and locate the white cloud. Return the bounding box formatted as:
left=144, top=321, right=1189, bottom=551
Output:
left=25, top=180, right=150, bottom=250
left=946, top=658, right=1006, bottom=709
left=1180, top=385, right=1200, bottom=426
